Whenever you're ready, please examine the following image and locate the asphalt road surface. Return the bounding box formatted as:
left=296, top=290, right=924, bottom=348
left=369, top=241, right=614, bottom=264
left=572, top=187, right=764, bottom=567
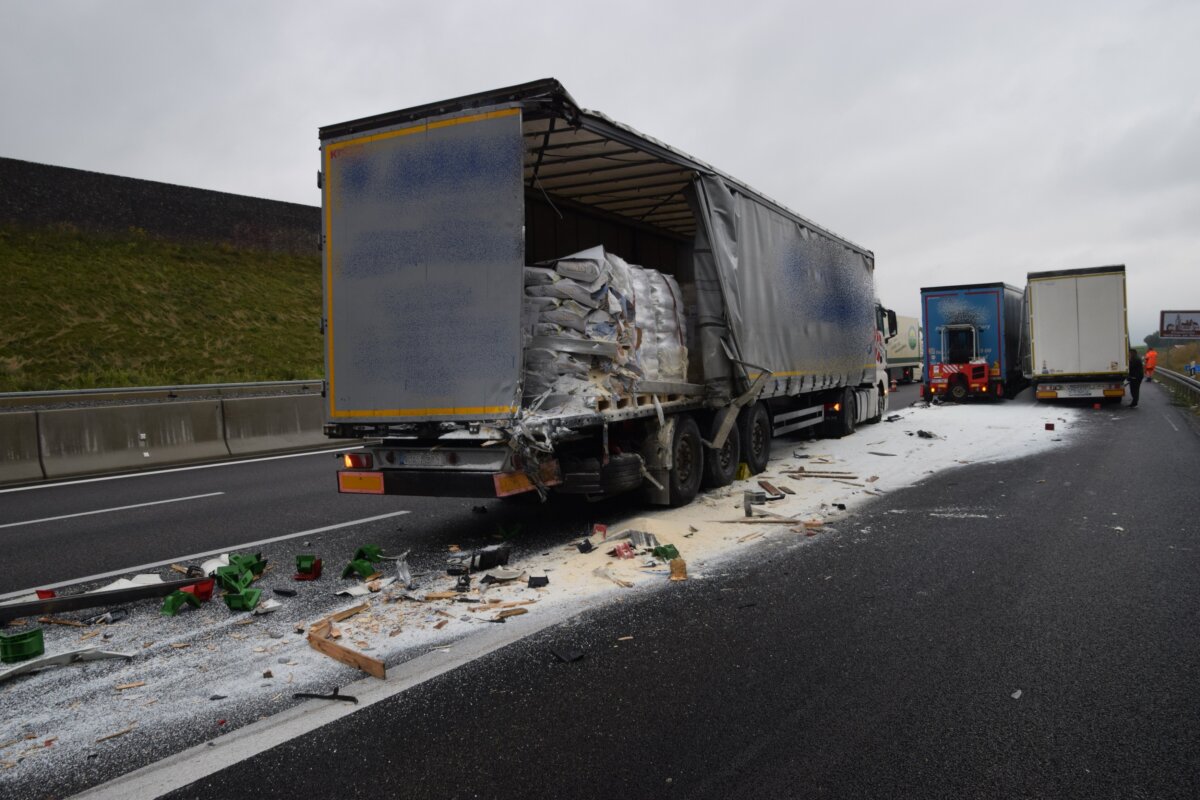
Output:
left=138, top=382, right=1197, bottom=800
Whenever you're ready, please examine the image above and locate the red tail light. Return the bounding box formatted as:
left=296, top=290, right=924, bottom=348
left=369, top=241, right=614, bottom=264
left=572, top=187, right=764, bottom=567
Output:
left=342, top=452, right=373, bottom=469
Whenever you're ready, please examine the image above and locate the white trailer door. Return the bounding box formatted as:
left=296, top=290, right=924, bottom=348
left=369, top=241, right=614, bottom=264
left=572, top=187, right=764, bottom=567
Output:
left=321, top=107, right=525, bottom=423
left=1076, top=272, right=1127, bottom=374
left=1029, top=277, right=1080, bottom=374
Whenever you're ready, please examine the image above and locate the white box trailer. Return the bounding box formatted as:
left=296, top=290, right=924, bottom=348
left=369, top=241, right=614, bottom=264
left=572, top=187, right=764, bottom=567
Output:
left=886, top=314, right=922, bottom=383
left=319, top=79, right=895, bottom=506
left=1022, top=265, right=1129, bottom=401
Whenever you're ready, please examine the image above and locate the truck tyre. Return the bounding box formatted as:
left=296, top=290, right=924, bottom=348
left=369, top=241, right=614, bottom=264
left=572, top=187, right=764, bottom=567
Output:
left=866, top=383, right=885, bottom=423
left=668, top=414, right=704, bottom=507
left=701, top=413, right=741, bottom=488
left=948, top=377, right=969, bottom=402
left=831, top=386, right=856, bottom=439
left=741, top=402, right=772, bottom=475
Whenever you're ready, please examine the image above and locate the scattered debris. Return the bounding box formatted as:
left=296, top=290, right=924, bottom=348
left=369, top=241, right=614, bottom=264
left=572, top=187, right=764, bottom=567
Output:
left=550, top=646, right=584, bottom=663
left=608, top=542, right=636, bottom=560
left=306, top=604, right=385, bottom=679
left=867, top=452, right=897, bottom=457
left=592, top=567, right=634, bottom=589
left=576, top=539, right=595, bottom=554
left=95, top=724, right=136, bottom=743
left=652, top=544, right=681, bottom=561
left=1011, top=689, right=1023, bottom=700
left=1, top=628, right=45, bottom=663
left=82, top=609, right=128, bottom=625
left=757, top=480, right=785, bottom=500
left=885, top=414, right=902, bottom=422
left=293, top=687, right=357, bottom=704
left=528, top=575, right=550, bottom=588
left=253, top=599, right=283, bottom=615
left=273, top=588, right=298, bottom=597
left=1, top=578, right=199, bottom=625
left=263, top=670, right=274, bottom=679
left=160, top=590, right=201, bottom=617
left=917, top=430, right=937, bottom=439
left=294, top=555, right=323, bottom=581
left=0, top=647, right=134, bottom=683
left=114, top=681, right=145, bottom=691
left=669, top=559, right=688, bottom=581
left=495, top=608, right=528, bottom=621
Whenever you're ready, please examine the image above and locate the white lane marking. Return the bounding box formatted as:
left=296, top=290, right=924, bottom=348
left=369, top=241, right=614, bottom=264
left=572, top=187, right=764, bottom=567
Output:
left=72, top=599, right=581, bottom=800
left=0, top=492, right=224, bottom=531
left=1161, top=413, right=1179, bottom=432
left=0, top=511, right=410, bottom=601
left=0, top=445, right=362, bottom=495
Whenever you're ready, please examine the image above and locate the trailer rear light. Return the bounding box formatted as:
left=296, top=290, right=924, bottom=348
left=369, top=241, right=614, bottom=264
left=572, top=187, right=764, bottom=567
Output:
left=980, top=386, right=987, bottom=393
left=1036, top=390, right=1059, bottom=399
left=1103, top=388, right=1125, bottom=397
left=342, top=452, right=373, bottom=469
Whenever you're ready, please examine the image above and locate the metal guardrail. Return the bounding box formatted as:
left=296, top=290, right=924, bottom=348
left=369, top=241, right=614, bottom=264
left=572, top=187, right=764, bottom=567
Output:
left=0, top=379, right=323, bottom=409
left=1155, top=368, right=1200, bottom=408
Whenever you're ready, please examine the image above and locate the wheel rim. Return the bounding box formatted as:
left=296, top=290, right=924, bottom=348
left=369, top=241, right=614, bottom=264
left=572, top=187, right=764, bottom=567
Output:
left=719, top=438, right=735, bottom=471
left=751, top=420, right=767, bottom=460
left=676, top=436, right=696, bottom=485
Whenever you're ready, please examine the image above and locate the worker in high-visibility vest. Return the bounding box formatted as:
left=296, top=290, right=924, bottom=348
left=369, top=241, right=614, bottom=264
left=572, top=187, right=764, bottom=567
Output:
left=1144, top=348, right=1158, bottom=382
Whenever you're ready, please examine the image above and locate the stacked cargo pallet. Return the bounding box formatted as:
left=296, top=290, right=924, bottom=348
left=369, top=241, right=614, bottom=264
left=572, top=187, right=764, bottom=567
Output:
left=521, top=246, right=687, bottom=413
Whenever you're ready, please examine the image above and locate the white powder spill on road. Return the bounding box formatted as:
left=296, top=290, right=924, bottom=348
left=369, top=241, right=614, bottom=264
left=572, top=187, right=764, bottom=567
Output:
left=0, top=399, right=1079, bottom=791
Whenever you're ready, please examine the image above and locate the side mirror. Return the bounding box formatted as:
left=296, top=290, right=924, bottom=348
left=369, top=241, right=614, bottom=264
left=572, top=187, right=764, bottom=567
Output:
left=886, top=309, right=898, bottom=339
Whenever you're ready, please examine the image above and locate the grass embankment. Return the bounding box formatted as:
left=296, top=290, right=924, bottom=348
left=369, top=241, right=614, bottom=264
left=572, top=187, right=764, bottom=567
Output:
left=0, top=225, right=322, bottom=392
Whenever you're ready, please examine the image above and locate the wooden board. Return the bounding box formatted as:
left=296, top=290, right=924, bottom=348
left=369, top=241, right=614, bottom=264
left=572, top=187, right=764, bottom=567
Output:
left=307, top=622, right=385, bottom=679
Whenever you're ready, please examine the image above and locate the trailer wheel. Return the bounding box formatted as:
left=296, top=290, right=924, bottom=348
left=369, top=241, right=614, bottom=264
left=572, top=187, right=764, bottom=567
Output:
left=948, top=377, right=969, bottom=402
left=668, top=415, right=704, bottom=507
left=741, top=402, right=772, bottom=475
left=701, top=413, right=741, bottom=488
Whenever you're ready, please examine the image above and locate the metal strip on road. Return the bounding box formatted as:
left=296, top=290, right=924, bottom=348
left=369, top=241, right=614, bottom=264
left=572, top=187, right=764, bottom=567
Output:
left=0, top=511, right=410, bottom=601
left=0, top=492, right=224, bottom=530
left=0, top=445, right=362, bottom=495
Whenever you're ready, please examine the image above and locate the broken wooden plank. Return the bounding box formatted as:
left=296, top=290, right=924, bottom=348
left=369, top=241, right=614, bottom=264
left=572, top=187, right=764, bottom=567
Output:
left=423, top=592, right=459, bottom=601
left=306, top=622, right=386, bottom=679
left=325, top=603, right=370, bottom=624
left=115, top=681, right=145, bottom=691
left=38, top=616, right=85, bottom=627
left=96, top=725, right=136, bottom=743
left=495, top=608, right=528, bottom=621
left=834, top=480, right=865, bottom=487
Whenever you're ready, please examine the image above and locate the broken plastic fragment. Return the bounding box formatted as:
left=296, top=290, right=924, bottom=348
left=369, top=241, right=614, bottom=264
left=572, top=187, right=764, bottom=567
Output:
left=0, top=647, right=134, bottom=684
left=253, top=599, right=283, bottom=615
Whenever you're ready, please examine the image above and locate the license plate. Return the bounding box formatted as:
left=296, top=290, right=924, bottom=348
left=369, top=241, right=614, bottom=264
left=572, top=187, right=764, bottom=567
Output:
left=1066, top=385, right=1093, bottom=397
left=398, top=451, right=445, bottom=467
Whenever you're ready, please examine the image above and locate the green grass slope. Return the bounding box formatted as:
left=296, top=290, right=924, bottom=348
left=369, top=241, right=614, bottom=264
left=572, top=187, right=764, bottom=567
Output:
left=0, top=225, right=323, bottom=391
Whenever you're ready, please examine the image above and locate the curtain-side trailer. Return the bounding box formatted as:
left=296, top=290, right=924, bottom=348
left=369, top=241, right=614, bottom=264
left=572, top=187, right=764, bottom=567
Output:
left=320, top=79, right=895, bottom=507
left=921, top=282, right=1024, bottom=400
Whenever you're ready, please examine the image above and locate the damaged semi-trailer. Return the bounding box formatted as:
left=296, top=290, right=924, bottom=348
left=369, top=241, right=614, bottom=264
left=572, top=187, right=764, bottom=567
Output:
left=320, top=79, right=896, bottom=507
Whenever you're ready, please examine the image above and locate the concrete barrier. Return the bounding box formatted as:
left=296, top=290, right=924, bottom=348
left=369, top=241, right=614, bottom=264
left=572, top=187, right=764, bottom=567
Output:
left=222, top=395, right=331, bottom=455
left=39, top=400, right=230, bottom=479
left=0, top=411, right=45, bottom=484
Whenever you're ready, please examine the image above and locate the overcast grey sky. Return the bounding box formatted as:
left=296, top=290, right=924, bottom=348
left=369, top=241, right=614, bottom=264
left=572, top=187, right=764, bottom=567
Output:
left=2, top=0, right=1196, bottom=341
